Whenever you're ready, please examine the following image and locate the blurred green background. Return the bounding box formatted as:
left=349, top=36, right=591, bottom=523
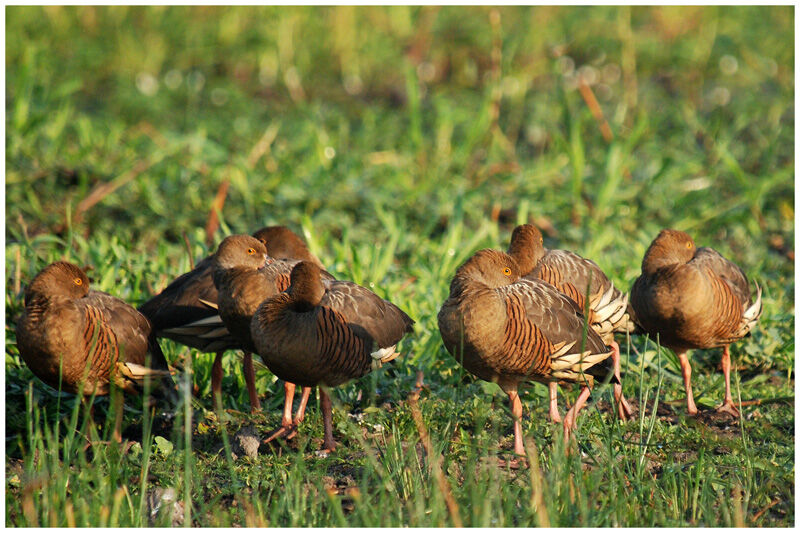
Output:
left=5, top=6, right=795, bottom=527
left=7, top=6, right=793, bottom=247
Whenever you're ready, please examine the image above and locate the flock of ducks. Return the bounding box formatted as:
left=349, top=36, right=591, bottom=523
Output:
left=15, top=224, right=762, bottom=456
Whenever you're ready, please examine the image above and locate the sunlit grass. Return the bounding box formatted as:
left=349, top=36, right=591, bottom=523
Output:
left=6, top=5, right=794, bottom=527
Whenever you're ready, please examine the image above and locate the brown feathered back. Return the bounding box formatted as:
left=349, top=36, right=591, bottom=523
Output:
left=630, top=229, right=762, bottom=352
left=251, top=261, right=414, bottom=388
left=212, top=236, right=335, bottom=352
left=139, top=225, right=325, bottom=352
left=137, top=256, right=232, bottom=351
left=17, top=262, right=172, bottom=397
left=252, top=226, right=324, bottom=269
left=507, top=224, right=633, bottom=341
left=438, top=249, right=611, bottom=390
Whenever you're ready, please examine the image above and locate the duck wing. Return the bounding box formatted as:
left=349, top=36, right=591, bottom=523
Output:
left=496, top=279, right=611, bottom=382
left=321, top=280, right=414, bottom=349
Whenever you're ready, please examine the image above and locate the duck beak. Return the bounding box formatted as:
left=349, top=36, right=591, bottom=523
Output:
left=259, top=255, right=274, bottom=269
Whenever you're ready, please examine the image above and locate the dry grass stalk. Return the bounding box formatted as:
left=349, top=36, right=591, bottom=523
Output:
left=73, top=157, right=156, bottom=227
left=205, top=179, right=230, bottom=247
left=618, top=6, right=638, bottom=116
left=182, top=231, right=195, bottom=270
left=22, top=476, right=45, bottom=526
left=407, top=394, right=463, bottom=527
left=732, top=484, right=746, bottom=527
left=241, top=497, right=267, bottom=527
left=247, top=123, right=281, bottom=170
left=525, top=437, right=551, bottom=527
left=578, top=81, right=613, bottom=143
left=489, top=8, right=502, bottom=126
left=65, top=502, right=76, bottom=527
left=751, top=498, right=780, bottom=522
left=15, top=246, right=22, bottom=295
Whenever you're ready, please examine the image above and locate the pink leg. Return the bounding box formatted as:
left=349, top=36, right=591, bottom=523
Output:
left=548, top=382, right=562, bottom=423
left=262, top=381, right=300, bottom=444
left=506, top=390, right=526, bottom=456
left=211, top=352, right=224, bottom=410
left=716, top=346, right=740, bottom=417
left=282, top=382, right=296, bottom=428
left=243, top=352, right=261, bottom=413
left=293, top=387, right=312, bottom=425
left=563, top=386, right=592, bottom=443
left=678, top=352, right=698, bottom=415
left=610, top=340, right=634, bottom=420
left=320, top=388, right=336, bottom=452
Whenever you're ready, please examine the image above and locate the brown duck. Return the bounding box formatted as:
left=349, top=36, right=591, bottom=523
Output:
left=212, top=234, right=337, bottom=437
left=139, top=226, right=324, bottom=412
left=438, top=249, right=613, bottom=455
left=16, top=262, right=174, bottom=438
left=508, top=224, right=634, bottom=421
left=630, top=229, right=762, bottom=417
left=251, top=261, right=414, bottom=451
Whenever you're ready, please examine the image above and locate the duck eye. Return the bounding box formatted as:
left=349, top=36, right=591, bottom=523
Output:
left=686, top=242, right=693, bottom=249
left=73, top=277, right=83, bottom=286
left=503, top=267, right=512, bottom=276
left=247, top=248, right=256, bottom=255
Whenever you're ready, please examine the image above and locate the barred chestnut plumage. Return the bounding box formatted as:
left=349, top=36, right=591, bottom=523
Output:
left=437, top=249, right=612, bottom=458
left=251, top=261, right=414, bottom=452
left=507, top=223, right=634, bottom=421
left=500, top=290, right=554, bottom=376
left=16, top=261, right=173, bottom=400
left=82, top=305, right=118, bottom=384
left=630, top=229, right=762, bottom=417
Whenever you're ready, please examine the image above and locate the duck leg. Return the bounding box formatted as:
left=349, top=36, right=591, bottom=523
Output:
left=242, top=351, right=261, bottom=413
left=562, top=386, right=591, bottom=442
left=293, top=386, right=312, bottom=425
left=716, top=345, right=740, bottom=417
left=281, top=382, right=296, bottom=428
left=263, top=381, right=299, bottom=443
left=320, top=388, right=336, bottom=452
left=211, top=352, right=224, bottom=410
left=609, top=340, right=634, bottom=420
left=548, top=382, right=562, bottom=423
left=506, top=389, right=526, bottom=456
left=677, top=352, right=698, bottom=415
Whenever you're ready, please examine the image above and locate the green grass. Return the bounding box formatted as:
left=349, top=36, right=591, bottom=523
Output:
left=5, top=5, right=794, bottom=527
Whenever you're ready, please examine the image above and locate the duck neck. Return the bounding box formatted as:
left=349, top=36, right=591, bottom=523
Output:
left=449, top=270, right=491, bottom=299
left=213, top=265, right=251, bottom=291
left=289, top=275, right=325, bottom=312
left=641, top=243, right=690, bottom=276
left=507, top=240, right=545, bottom=274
